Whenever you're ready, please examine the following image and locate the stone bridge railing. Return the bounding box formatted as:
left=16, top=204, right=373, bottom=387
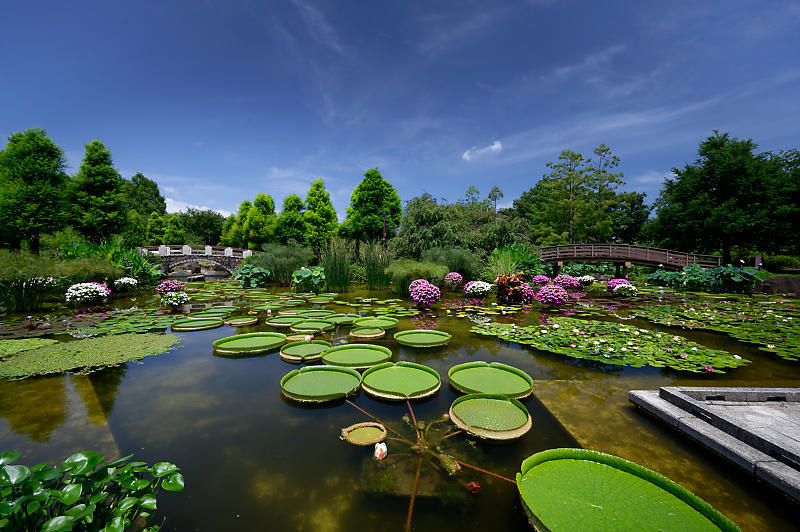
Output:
left=138, top=245, right=257, bottom=274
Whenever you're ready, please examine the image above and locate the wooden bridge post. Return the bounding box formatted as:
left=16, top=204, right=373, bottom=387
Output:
left=553, top=262, right=562, bottom=277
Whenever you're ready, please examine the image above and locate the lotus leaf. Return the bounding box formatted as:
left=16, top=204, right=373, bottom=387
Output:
left=448, top=361, right=533, bottom=398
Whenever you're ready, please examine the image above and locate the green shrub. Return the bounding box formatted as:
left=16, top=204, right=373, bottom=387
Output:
left=236, top=264, right=271, bottom=288
left=762, top=254, right=800, bottom=272
left=0, top=251, right=59, bottom=312
left=362, top=241, right=391, bottom=289
left=384, top=259, right=448, bottom=295
left=58, top=258, right=122, bottom=284
left=57, top=235, right=161, bottom=285
left=350, top=263, right=367, bottom=283
left=645, top=264, right=756, bottom=293
left=421, top=247, right=477, bottom=278
left=291, top=266, right=325, bottom=293
left=247, top=243, right=313, bottom=286
left=321, top=239, right=351, bottom=291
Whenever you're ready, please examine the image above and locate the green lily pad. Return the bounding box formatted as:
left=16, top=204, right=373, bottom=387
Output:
left=296, top=310, right=336, bottom=319
left=223, top=316, right=259, bottom=327
left=448, top=361, right=533, bottom=398
left=252, top=303, right=283, bottom=311
left=322, top=344, right=393, bottom=369
left=361, top=361, right=440, bottom=400
left=171, top=318, right=223, bottom=331
left=280, top=366, right=362, bottom=402
left=349, top=327, right=385, bottom=340
left=352, top=316, right=399, bottom=329
left=265, top=316, right=305, bottom=328
left=516, top=448, right=741, bottom=532
left=340, top=422, right=387, bottom=446
left=327, top=313, right=362, bottom=325
left=213, top=332, right=287, bottom=355
left=279, top=340, right=332, bottom=363
left=308, top=297, right=333, bottom=304
left=449, top=393, right=531, bottom=440
left=393, top=329, right=451, bottom=348
left=290, top=319, right=335, bottom=333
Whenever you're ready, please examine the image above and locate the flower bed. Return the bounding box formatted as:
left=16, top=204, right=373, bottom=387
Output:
left=613, top=284, right=639, bottom=297
left=410, top=279, right=441, bottom=308
left=464, top=280, right=492, bottom=297
left=156, top=279, right=186, bottom=295
left=578, top=275, right=596, bottom=287
left=533, top=284, right=569, bottom=307
left=65, top=282, right=111, bottom=306
left=161, top=291, right=191, bottom=307
left=552, top=274, right=581, bottom=290
left=114, top=277, right=138, bottom=290
left=531, top=275, right=550, bottom=286
left=606, top=278, right=631, bottom=293
left=444, top=272, right=463, bottom=287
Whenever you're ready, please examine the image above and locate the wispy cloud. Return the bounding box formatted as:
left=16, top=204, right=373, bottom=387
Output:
left=462, top=140, right=502, bottom=161
left=418, top=9, right=501, bottom=58
left=166, top=197, right=231, bottom=217
left=291, top=0, right=346, bottom=55
left=550, top=44, right=626, bottom=80
left=631, top=170, right=670, bottom=185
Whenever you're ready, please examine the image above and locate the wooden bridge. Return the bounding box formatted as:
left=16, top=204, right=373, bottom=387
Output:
left=137, top=245, right=257, bottom=274
left=540, top=244, right=721, bottom=274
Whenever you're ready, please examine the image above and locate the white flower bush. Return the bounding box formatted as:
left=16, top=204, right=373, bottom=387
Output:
left=114, top=277, right=138, bottom=290
left=464, top=280, right=493, bottom=297
left=65, top=282, right=111, bottom=305
left=161, top=291, right=191, bottom=307
left=613, top=283, right=639, bottom=297
left=578, top=275, right=596, bottom=287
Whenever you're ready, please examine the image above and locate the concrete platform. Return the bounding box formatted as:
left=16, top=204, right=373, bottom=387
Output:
left=629, top=386, right=800, bottom=502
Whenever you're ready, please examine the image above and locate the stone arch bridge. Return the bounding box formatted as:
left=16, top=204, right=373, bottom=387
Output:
left=138, top=245, right=256, bottom=274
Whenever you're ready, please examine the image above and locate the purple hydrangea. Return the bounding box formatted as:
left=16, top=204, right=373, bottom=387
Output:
left=552, top=274, right=581, bottom=290
left=156, top=279, right=187, bottom=295
left=534, top=284, right=569, bottom=306
left=444, top=272, right=463, bottom=286
left=531, top=275, right=551, bottom=286
left=520, top=282, right=535, bottom=305
left=410, top=280, right=441, bottom=308
left=408, top=279, right=428, bottom=293
left=606, top=278, right=631, bottom=293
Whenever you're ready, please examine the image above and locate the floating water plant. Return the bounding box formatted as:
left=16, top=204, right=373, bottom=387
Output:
left=322, top=344, right=393, bottom=369
left=516, top=448, right=741, bottom=531
left=296, top=309, right=336, bottom=319
left=289, top=319, right=335, bottom=333
left=280, top=366, right=362, bottom=402
left=279, top=340, right=332, bottom=363
left=349, top=327, right=385, bottom=340
left=340, top=422, right=388, bottom=445
left=212, top=332, right=287, bottom=355
left=327, top=313, right=361, bottom=325
left=394, top=329, right=451, bottom=348
left=471, top=317, right=748, bottom=373
left=171, top=317, right=223, bottom=331
left=308, top=296, right=333, bottom=304
left=449, top=393, right=532, bottom=440
left=252, top=303, right=283, bottom=311
left=352, top=316, right=399, bottom=329
left=448, top=361, right=533, bottom=398
left=224, top=316, right=259, bottom=327
left=0, top=338, right=58, bottom=356
left=361, top=361, right=440, bottom=400
left=265, top=315, right=305, bottom=328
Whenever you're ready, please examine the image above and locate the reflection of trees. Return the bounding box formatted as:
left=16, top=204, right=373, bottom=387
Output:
left=72, top=365, right=127, bottom=425
left=0, top=376, right=67, bottom=442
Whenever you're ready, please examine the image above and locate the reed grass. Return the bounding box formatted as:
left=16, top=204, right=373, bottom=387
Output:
left=321, top=238, right=351, bottom=291
left=362, top=241, right=391, bottom=289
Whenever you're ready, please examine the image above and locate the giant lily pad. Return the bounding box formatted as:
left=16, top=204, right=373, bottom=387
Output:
left=516, top=448, right=741, bottom=531
left=280, top=340, right=332, bottom=363
left=394, top=329, right=451, bottom=348
left=171, top=317, right=223, bottom=331
left=352, top=316, right=399, bottom=329
left=322, top=344, right=392, bottom=369
left=340, top=422, right=387, bottom=446
left=252, top=303, right=283, bottom=312
left=280, top=366, right=362, bottom=402
left=448, top=361, right=533, bottom=398
left=265, top=316, right=305, bottom=328
left=296, top=310, right=336, bottom=319
left=212, top=332, right=287, bottom=355
left=224, top=316, right=259, bottom=327
left=349, top=327, right=385, bottom=340
left=449, top=393, right=531, bottom=440
left=290, top=319, right=335, bottom=333
left=308, top=296, right=333, bottom=304
left=361, top=361, right=440, bottom=400
left=327, top=313, right=361, bottom=325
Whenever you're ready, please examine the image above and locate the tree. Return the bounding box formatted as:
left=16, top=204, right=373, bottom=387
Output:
left=583, top=144, right=625, bottom=241
left=121, top=210, right=147, bottom=247
left=244, top=193, right=277, bottom=249
left=275, top=194, right=306, bottom=245
left=219, top=215, right=241, bottom=247
left=648, top=131, right=799, bottom=262
left=125, top=172, right=166, bottom=218
left=488, top=186, right=504, bottom=216
left=303, top=178, right=338, bottom=252
left=69, top=140, right=128, bottom=242
left=610, top=192, right=650, bottom=243
left=145, top=213, right=166, bottom=245
left=176, top=208, right=225, bottom=245
left=0, top=129, right=69, bottom=253
left=343, top=168, right=402, bottom=243
left=391, top=194, right=455, bottom=258
left=164, top=215, right=185, bottom=244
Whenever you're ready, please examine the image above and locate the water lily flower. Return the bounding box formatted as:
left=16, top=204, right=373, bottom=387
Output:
left=374, top=442, right=387, bottom=460
left=304, top=335, right=312, bottom=342
left=680, top=353, right=688, bottom=358
left=733, top=354, right=742, bottom=359
left=767, top=344, right=775, bottom=349
left=691, top=347, right=697, bottom=351
left=704, top=366, right=714, bottom=372
left=569, top=344, right=576, bottom=348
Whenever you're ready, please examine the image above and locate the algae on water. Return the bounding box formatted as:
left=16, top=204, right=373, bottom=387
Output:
left=0, top=338, right=58, bottom=357
left=0, top=333, right=180, bottom=379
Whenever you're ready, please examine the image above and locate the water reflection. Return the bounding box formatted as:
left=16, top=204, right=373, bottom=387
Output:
left=0, top=376, right=67, bottom=442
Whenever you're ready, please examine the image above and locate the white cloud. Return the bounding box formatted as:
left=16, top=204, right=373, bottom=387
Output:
left=462, top=140, right=502, bottom=161
left=632, top=170, right=670, bottom=185
left=165, top=197, right=231, bottom=218
left=291, top=0, right=346, bottom=55
left=550, top=44, right=626, bottom=80
left=162, top=186, right=177, bottom=195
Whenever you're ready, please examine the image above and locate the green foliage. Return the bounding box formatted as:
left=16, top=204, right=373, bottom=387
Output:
left=246, top=243, right=313, bottom=286
left=342, top=168, right=402, bottom=242
left=485, top=243, right=541, bottom=281
left=384, top=259, right=447, bottom=295
left=163, top=215, right=185, bottom=244
left=144, top=213, right=166, bottom=245
left=244, top=193, right=277, bottom=249
left=645, top=264, right=756, bottom=293
left=275, top=194, right=306, bottom=245
left=610, top=192, right=651, bottom=243
left=320, top=239, right=351, bottom=291
left=69, top=140, right=128, bottom=243
left=59, top=236, right=161, bottom=285
left=0, top=251, right=57, bottom=312
left=124, top=172, right=166, bottom=218
left=362, top=242, right=391, bottom=289
left=303, top=179, right=338, bottom=252
left=0, top=338, right=58, bottom=356
left=236, top=264, right=271, bottom=288
left=762, top=254, right=800, bottom=272
left=291, top=266, right=325, bottom=294
left=175, top=208, right=225, bottom=245
left=0, top=450, right=184, bottom=531
left=350, top=263, right=366, bottom=283
left=420, top=247, right=477, bottom=278
left=0, top=128, right=69, bottom=253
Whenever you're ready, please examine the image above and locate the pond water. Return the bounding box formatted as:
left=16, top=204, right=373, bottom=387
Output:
left=1, top=286, right=799, bottom=531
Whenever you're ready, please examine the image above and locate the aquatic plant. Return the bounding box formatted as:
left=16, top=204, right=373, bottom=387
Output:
left=464, top=280, right=492, bottom=296
left=291, top=266, right=326, bottom=293
left=612, top=283, right=639, bottom=297
left=531, top=275, right=550, bottom=286
left=385, top=259, right=447, bottom=295
left=420, top=247, right=476, bottom=278
left=236, top=263, right=271, bottom=288
left=113, top=276, right=138, bottom=290
left=606, top=278, right=631, bottom=293
left=645, top=264, right=756, bottom=293
left=444, top=271, right=463, bottom=287
left=65, top=282, right=111, bottom=306
left=409, top=280, right=441, bottom=308
left=0, top=338, right=58, bottom=356
left=495, top=271, right=529, bottom=304
left=470, top=317, right=748, bottom=373
left=161, top=291, right=191, bottom=307
left=321, top=238, right=352, bottom=291
left=0, top=450, right=184, bottom=531
left=246, top=243, right=313, bottom=286
left=361, top=241, right=391, bottom=289
left=533, top=284, right=569, bottom=306
left=552, top=274, right=581, bottom=290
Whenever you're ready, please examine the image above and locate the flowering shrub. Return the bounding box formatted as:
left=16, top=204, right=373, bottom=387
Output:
left=156, top=279, right=186, bottom=295
left=114, top=277, right=138, bottom=290
left=464, top=280, right=492, bottom=296
left=533, top=284, right=569, bottom=306
left=531, top=275, right=550, bottom=286
left=410, top=280, right=441, bottom=308
left=578, top=275, right=596, bottom=287
left=408, top=278, right=429, bottom=293
left=606, top=278, right=631, bottom=293
left=520, top=282, right=535, bottom=305
left=612, top=283, right=639, bottom=297
left=65, top=282, right=111, bottom=305
left=552, top=274, right=581, bottom=290
left=444, top=272, right=463, bottom=287
left=161, top=291, right=191, bottom=307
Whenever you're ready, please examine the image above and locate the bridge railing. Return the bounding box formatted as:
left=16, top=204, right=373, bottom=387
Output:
left=138, top=245, right=256, bottom=259
left=539, top=244, right=721, bottom=268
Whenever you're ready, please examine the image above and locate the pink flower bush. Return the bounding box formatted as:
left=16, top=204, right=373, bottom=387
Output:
left=444, top=272, right=463, bottom=287
left=156, top=279, right=186, bottom=295
left=520, top=283, right=535, bottom=305
left=531, top=275, right=550, bottom=286
left=410, top=280, right=441, bottom=308
left=534, top=284, right=569, bottom=306
left=552, top=274, right=581, bottom=290
left=606, top=278, right=631, bottom=293
left=408, top=279, right=428, bottom=293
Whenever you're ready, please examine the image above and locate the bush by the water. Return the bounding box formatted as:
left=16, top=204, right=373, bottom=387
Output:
left=361, top=241, right=391, bottom=289
left=409, top=279, right=441, bottom=307
left=645, top=264, right=756, bottom=293
left=321, top=238, right=351, bottom=291
left=292, top=266, right=325, bottom=293
left=762, top=254, right=800, bottom=272
left=236, top=263, right=271, bottom=288
left=421, top=247, right=477, bottom=278
left=246, top=243, right=313, bottom=286
left=385, top=259, right=447, bottom=295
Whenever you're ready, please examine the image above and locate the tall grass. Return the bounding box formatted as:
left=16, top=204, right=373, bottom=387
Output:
left=482, top=253, right=519, bottom=283
left=247, top=243, right=313, bottom=286
left=321, top=238, right=351, bottom=291
left=362, top=242, right=391, bottom=290
left=384, top=259, right=448, bottom=295
left=420, top=247, right=477, bottom=278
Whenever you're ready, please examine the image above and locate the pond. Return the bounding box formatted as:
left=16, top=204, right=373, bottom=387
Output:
left=1, top=284, right=799, bottom=531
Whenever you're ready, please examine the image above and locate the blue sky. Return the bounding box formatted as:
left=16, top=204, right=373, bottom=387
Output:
left=2, top=0, right=799, bottom=219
